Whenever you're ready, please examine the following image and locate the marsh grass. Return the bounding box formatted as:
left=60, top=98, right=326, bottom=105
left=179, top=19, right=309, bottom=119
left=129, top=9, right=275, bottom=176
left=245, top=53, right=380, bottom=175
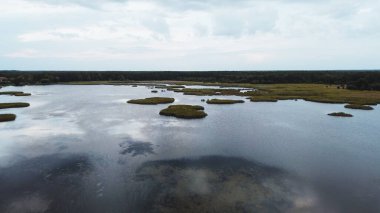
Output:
left=206, top=99, right=244, bottom=104
left=328, top=112, right=353, bottom=117
left=127, top=97, right=175, bottom=105
left=344, top=104, right=374, bottom=110
left=168, top=83, right=377, bottom=106
left=163, top=82, right=380, bottom=106
left=0, top=102, right=30, bottom=109
left=159, top=105, right=207, bottom=119
left=0, top=114, right=16, bottom=122
left=0, top=91, right=31, bottom=96
left=249, top=96, right=279, bottom=102
left=37, top=80, right=380, bottom=106
left=250, top=84, right=380, bottom=105
left=177, top=88, right=252, bottom=96
left=155, top=85, right=185, bottom=91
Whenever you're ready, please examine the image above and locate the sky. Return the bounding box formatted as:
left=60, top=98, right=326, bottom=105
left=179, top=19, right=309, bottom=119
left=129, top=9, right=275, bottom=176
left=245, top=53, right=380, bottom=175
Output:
left=0, top=0, right=379, bottom=71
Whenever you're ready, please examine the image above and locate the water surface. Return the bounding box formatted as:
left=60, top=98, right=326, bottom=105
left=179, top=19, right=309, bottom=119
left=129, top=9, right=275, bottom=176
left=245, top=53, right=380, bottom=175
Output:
left=1, top=85, right=380, bottom=212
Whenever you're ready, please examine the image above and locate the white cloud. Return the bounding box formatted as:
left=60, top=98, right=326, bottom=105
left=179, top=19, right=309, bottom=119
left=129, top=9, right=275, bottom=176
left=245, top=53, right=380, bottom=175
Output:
left=1, top=0, right=380, bottom=70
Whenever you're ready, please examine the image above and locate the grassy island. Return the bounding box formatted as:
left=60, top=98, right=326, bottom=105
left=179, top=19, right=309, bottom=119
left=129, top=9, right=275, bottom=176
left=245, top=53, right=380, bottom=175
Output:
left=127, top=97, right=175, bottom=105
left=206, top=99, right=244, bottom=104
left=159, top=105, right=207, bottom=119
left=328, top=112, right=353, bottom=117
left=344, top=104, right=374, bottom=110
left=0, top=114, right=16, bottom=122
left=249, top=96, right=279, bottom=102
left=155, top=85, right=185, bottom=91
left=0, top=102, right=30, bottom=109
left=175, top=88, right=253, bottom=96
left=14, top=92, right=31, bottom=96
left=0, top=91, right=31, bottom=96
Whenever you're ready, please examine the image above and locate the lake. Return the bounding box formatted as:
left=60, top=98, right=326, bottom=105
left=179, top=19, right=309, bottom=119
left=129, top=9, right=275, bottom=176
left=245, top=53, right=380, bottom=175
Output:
left=1, top=85, right=380, bottom=213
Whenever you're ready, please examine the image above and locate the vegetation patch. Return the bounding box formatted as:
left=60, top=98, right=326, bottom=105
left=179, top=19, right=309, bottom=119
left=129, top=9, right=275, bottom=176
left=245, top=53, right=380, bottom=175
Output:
left=155, top=85, right=185, bottom=91
left=328, top=112, right=353, bottom=117
left=176, top=88, right=254, bottom=96
left=165, top=82, right=380, bottom=106
left=206, top=99, right=244, bottom=104
left=159, top=105, right=207, bottom=119
left=49, top=79, right=380, bottom=106
left=0, top=102, right=30, bottom=109
left=344, top=104, right=374, bottom=110
left=171, top=83, right=380, bottom=106
left=249, top=84, right=380, bottom=105
left=135, top=156, right=308, bottom=213
left=0, top=114, right=16, bottom=122
left=127, top=97, right=175, bottom=105
left=119, top=141, right=155, bottom=156
left=249, top=96, right=279, bottom=102
left=0, top=91, right=31, bottom=96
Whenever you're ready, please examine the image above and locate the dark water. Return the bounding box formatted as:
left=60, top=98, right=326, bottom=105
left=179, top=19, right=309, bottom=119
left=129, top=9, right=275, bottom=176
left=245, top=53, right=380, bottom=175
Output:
left=0, top=85, right=380, bottom=213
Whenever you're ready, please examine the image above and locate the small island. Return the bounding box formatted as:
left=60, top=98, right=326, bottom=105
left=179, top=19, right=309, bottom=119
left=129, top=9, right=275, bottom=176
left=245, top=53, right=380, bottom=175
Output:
left=0, top=114, right=16, bottom=122
left=0, top=102, right=30, bottom=109
left=127, top=97, right=175, bottom=105
left=249, top=96, right=278, bottom=102
left=155, top=85, right=185, bottom=91
left=0, top=91, right=31, bottom=96
left=159, top=105, right=207, bottom=119
left=206, top=99, right=244, bottom=104
left=328, top=112, right=353, bottom=117
left=344, top=104, right=374, bottom=110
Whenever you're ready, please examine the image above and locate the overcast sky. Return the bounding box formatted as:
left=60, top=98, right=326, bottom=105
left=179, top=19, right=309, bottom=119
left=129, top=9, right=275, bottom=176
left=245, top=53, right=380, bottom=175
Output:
left=1, top=0, right=379, bottom=71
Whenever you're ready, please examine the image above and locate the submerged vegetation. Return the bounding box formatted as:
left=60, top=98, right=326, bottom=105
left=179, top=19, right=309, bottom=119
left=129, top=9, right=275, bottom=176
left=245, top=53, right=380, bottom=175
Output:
left=328, top=112, right=353, bottom=117
left=159, top=105, right=207, bottom=119
left=135, top=156, right=305, bottom=213
left=0, top=114, right=16, bottom=122
left=206, top=99, right=244, bottom=104
left=127, top=97, right=175, bottom=105
left=344, top=104, right=374, bottom=110
left=0, top=91, right=31, bottom=96
left=119, top=141, right=155, bottom=156
left=0, top=102, right=30, bottom=109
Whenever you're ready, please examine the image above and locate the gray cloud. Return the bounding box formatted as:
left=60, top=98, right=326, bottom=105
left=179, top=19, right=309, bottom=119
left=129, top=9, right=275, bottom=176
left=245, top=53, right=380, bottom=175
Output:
left=27, top=0, right=128, bottom=8
left=1, top=0, right=379, bottom=70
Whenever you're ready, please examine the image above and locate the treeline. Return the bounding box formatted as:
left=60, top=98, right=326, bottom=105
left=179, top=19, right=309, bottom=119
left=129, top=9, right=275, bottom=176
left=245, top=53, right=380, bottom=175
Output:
left=1, top=70, right=380, bottom=90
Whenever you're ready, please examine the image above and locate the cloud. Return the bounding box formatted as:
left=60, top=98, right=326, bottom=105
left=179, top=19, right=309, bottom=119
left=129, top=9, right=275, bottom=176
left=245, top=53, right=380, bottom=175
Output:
left=26, top=0, right=127, bottom=8
left=1, top=0, right=380, bottom=70
left=17, top=22, right=166, bottom=42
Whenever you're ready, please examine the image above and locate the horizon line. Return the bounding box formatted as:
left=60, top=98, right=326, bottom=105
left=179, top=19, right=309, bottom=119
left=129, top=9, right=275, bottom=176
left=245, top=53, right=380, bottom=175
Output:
left=1, top=69, right=380, bottom=72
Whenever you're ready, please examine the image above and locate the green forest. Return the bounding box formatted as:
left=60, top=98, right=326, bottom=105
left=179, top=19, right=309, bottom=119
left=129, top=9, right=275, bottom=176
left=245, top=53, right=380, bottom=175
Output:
left=1, top=70, right=380, bottom=90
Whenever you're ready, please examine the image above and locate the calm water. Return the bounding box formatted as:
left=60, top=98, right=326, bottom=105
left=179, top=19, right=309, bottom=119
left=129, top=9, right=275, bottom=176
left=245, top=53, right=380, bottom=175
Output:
left=1, top=85, right=380, bottom=213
